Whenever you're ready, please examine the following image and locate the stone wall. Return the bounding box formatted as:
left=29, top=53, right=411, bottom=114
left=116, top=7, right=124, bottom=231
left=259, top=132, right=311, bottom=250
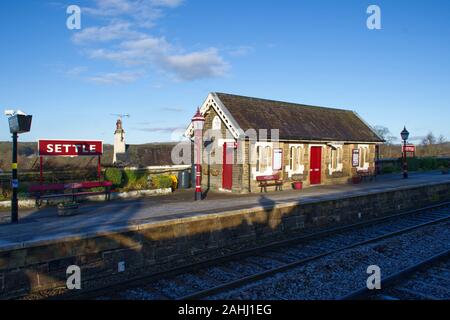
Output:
left=0, top=181, right=449, bottom=298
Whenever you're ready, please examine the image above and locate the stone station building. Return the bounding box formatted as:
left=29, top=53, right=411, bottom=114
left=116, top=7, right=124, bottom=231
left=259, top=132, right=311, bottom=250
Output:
left=185, top=93, right=384, bottom=193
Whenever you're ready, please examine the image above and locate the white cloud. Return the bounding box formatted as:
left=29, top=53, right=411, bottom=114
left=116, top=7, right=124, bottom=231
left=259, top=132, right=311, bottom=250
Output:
left=72, top=22, right=143, bottom=44
left=160, top=107, right=184, bottom=112
left=87, top=35, right=171, bottom=65
left=164, top=48, right=229, bottom=80
left=70, top=0, right=230, bottom=83
left=66, top=66, right=88, bottom=76
left=228, top=45, right=254, bottom=57
left=136, top=125, right=185, bottom=133
left=83, top=0, right=184, bottom=27
left=150, top=0, right=184, bottom=8
left=88, top=71, right=144, bottom=84
left=84, top=0, right=135, bottom=16
left=85, top=35, right=228, bottom=80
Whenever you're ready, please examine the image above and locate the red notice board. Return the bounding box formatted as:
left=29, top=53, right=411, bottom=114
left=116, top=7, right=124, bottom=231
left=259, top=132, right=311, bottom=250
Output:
left=38, top=140, right=103, bottom=157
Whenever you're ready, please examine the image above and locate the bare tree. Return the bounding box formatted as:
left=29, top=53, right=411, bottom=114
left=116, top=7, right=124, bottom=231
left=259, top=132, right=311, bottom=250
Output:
left=422, top=132, right=437, bottom=146
left=373, top=125, right=397, bottom=145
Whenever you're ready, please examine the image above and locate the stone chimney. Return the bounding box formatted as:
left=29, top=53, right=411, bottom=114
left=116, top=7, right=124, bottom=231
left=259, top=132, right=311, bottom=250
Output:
left=113, top=118, right=126, bottom=164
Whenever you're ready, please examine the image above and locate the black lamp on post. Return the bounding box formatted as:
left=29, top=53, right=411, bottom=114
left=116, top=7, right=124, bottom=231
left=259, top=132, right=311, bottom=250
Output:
left=5, top=110, right=32, bottom=224
left=400, top=126, right=410, bottom=179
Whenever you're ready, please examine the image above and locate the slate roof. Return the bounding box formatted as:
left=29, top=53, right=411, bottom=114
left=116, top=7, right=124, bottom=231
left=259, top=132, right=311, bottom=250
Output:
left=214, top=93, right=384, bottom=143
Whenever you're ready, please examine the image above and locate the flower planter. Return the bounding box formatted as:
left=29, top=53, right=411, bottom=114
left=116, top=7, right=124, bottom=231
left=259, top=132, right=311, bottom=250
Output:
left=292, top=181, right=303, bottom=190
left=57, top=202, right=79, bottom=217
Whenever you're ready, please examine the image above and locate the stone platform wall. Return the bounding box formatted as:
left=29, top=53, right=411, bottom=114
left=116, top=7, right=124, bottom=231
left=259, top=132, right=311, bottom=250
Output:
left=1, top=182, right=450, bottom=298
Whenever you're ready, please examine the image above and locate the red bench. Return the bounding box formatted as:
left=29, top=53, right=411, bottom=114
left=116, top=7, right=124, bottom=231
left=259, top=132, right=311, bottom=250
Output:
left=29, top=181, right=113, bottom=208
left=256, top=174, right=283, bottom=193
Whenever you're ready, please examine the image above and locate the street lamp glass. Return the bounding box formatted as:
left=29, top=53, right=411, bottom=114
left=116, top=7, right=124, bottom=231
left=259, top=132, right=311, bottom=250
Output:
left=400, top=127, right=410, bottom=141
left=193, top=120, right=204, bottom=131
left=8, top=114, right=32, bottom=134
left=192, top=109, right=205, bottom=131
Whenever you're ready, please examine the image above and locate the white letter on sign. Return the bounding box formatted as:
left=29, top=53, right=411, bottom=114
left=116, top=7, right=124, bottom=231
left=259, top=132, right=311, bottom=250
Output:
left=46, top=144, right=54, bottom=153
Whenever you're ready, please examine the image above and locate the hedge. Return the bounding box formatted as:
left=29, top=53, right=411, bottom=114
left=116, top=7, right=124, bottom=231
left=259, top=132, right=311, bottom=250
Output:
left=104, top=168, right=123, bottom=187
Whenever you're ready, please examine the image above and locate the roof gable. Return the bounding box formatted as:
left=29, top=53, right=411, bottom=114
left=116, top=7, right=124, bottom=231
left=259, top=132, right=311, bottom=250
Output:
left=185, top=93, right=242, bottom=139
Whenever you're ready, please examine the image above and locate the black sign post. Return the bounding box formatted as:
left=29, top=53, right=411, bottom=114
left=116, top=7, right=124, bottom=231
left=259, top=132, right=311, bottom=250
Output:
left=7, top=113, right=32, bottom=224
left=11, top=132, right=18, bottom=223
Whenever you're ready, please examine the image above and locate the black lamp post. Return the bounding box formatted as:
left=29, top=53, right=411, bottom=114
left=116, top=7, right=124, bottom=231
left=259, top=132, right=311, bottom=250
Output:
left=5, top=111, right=32, bottom=223
left=400, top=126, right=410, bottom=179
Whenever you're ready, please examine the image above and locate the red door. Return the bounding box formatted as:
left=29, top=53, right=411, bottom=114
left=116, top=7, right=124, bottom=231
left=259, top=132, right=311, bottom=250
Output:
left=222, top=143, right=233, bottom=190
left=310, top=147, right=322, bottom=185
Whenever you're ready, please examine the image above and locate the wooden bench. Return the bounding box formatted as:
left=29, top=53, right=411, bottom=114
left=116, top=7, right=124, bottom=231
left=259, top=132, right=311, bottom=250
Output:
left=29, top=181, right=113, bottom=208
left=256, top=174, right=283, bottom=193
left=357, top=170, right=376, bottom=182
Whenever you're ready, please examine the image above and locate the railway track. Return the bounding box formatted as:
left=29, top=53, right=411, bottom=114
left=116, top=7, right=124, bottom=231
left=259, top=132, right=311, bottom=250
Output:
left=34, top=201, right=450, bottom=300
left=341, top=249, right=450, bottom=300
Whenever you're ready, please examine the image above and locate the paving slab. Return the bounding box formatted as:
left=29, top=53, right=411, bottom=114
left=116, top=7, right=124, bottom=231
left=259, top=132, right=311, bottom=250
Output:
left=0, top=172, right=449, bottom=250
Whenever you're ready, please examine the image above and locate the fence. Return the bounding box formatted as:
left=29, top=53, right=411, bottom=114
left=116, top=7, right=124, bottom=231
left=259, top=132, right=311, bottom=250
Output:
left=377, top=157, right=450, bottom=174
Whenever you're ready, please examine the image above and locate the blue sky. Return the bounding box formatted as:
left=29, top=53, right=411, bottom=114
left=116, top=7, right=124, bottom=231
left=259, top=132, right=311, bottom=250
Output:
left=0, top=0, right=449, bottom=144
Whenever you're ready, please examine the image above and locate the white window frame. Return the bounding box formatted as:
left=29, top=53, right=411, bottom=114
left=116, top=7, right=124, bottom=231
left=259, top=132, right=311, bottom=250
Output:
left=252, top=142, right=274, bottom=179
left=328, top=144, right=344, bottom=175
left=357, top=144, right=370, bottom=171
left=285, top=144, right=305, bottom=178
left=212, top=116, right=222, bottom=131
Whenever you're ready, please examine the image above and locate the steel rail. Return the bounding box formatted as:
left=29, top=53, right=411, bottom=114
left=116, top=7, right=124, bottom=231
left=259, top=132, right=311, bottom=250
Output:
left=177, top=212, right=450, bottom=300
left=35, top=201, right=450, bottom=300
left=339, top=249, right=450, bottom=300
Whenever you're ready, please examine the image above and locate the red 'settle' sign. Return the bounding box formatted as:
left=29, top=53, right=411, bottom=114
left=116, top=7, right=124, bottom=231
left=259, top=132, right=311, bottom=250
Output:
left=38, top=140, right=103, bottom=157
left=402, top=144, right=416, bottom=153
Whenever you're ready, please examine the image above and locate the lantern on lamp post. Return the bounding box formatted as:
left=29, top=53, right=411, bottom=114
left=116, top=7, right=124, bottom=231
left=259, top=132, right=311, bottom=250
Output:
left=192, top=109, right=205, bottom=201
left=401, top=126, right=410, bottom=179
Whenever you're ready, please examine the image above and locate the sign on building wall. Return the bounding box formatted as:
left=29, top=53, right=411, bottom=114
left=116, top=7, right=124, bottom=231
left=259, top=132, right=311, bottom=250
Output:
left=352, top=149, right=360, bottom=167
left=273, top=148, right=283, bottom=171
left=38, top=140, right=103, bottom=157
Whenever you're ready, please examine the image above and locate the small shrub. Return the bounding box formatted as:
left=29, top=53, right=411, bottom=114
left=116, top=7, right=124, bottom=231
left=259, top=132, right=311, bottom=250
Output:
left=291, top=174, right=303, bottom=181
left=123, top=169, right=150, bottom=188
left=437, top=159, right=449, bottom=169
left=117, top=169, right=149, bottom=191
left=151, top=175, right=173, bottom=189
left=124, top=169, right=139, bottom=185
left=169, top=175, right=178, bottom=190
left=381, top=166, right=396, bottom=174
left=0, top=186, right=10, bottom=201
left=420, top=157, right=438, bottom=171
left=105, top=168, right=123, bottom=187
left=406, top=158, right=420, bottom=172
